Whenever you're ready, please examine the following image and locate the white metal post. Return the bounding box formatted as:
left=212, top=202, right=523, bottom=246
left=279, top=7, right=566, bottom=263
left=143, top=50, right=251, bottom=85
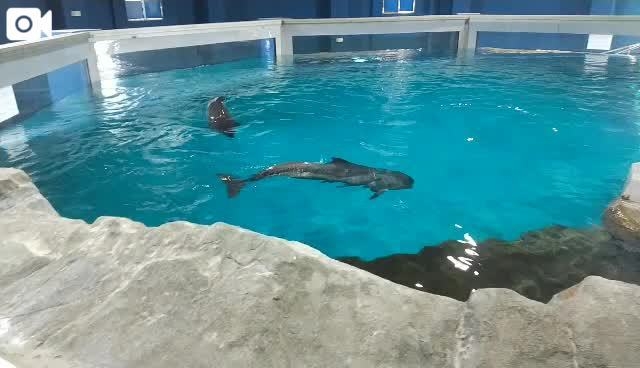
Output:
left=85, top=41, right=101, bottom=91
left=457, top=17, right=478, bottom=57
left=275, top=27, right=294, bottom=62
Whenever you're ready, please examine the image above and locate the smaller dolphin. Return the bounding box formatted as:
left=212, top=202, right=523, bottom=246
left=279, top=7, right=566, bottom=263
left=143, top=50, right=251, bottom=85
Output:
left=218, top=157, right=414, bottom=199
left=207, top=96, right=238, bottom=138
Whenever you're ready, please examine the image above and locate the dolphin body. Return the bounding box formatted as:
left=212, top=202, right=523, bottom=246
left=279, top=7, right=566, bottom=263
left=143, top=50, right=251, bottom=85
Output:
left=207, top=96, right=238, bottom=138
left=218, top=157, right=414, bottom=199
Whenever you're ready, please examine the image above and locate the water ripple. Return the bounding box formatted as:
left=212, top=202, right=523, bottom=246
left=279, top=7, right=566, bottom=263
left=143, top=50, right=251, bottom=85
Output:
left=1, top=53, right=640, bottom=259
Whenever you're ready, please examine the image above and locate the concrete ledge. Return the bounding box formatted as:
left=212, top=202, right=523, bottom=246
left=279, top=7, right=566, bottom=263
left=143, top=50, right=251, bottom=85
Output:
left=2, top=167, right=640, bottom=367
left=0, top=34, right=91, bottom=89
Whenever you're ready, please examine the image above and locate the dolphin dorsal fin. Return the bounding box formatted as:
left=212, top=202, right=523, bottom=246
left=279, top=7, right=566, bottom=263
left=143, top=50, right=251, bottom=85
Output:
left=330, top=157, right=352, bottom=165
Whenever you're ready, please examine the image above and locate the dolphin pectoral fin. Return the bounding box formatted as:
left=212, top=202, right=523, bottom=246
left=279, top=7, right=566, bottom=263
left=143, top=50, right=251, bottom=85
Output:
left=370, top=190, right=386, bottom=200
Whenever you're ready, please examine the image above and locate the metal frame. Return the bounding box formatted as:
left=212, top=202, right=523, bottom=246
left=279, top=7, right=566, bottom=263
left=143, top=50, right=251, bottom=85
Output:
left=1, top=15, right=640, bottom=91
left=382, top=0, right=416, bottom=15
left=125, top=0, right=164, bottom=21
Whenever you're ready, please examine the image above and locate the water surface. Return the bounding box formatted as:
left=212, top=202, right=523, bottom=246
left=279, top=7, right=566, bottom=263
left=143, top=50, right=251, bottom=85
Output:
left=1, top=52, right=639, bottom=260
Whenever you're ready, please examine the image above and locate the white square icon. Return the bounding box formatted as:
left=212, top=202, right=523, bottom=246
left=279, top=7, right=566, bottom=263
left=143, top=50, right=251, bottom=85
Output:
left=6, top=8, right=52, bottom=42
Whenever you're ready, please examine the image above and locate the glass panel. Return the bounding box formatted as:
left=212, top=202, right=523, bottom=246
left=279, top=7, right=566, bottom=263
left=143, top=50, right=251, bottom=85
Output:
left=144, top=0, right=163, bottom=19
left=125, top=0, right=145, bottom=20
left=383, top=0, right=399, bottom=13
left=399, top=0, right=415, bottom=12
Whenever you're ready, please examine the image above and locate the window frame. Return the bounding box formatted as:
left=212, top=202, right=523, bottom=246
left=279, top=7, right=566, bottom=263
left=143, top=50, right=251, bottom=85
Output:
left=125, top=0, right=164, bottom=22
left=382, top=0, right=416, bottom=15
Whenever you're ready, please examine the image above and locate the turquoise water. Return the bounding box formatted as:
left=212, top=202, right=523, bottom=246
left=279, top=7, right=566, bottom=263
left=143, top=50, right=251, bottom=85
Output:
left=1, top=52, right=640, bottom=260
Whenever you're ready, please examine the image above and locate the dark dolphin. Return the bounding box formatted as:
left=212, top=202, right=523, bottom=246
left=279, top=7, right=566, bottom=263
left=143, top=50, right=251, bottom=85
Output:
left=218, top=157, right=414, bottom=199
left=207, top=96, right=238, bottom=138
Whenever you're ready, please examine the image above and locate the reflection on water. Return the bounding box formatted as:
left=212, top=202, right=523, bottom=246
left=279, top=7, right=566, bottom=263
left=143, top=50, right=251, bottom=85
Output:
left=0, top=125, right=31, bottom=161
left=341, top=225, right=640, bottom=302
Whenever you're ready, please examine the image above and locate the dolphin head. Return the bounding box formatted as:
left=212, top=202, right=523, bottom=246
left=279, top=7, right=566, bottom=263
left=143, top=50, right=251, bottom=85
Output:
left=395, top=171, right=414, bottom=189
left=377, top=170, right=414, bottom=191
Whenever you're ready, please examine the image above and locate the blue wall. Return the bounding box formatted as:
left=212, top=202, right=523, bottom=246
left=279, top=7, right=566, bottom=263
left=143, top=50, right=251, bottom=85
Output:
left=323, top=0, right=454, bottom=53
left=589, top=0, right=640, bottom=48
left=613, top=0, right=640, bottom=48
left=590, top=0, right=617, bottom=15
left=242, top=0, right=330, bottom=20
left=56, top=0, right=116, bottom=30
left=3, top=0, right=640, bottom=53
left=231, top=0, right=331, bottom=53
left=111, top=0, right=197, bottom=28
left=199, top=0, right=226, bottom=23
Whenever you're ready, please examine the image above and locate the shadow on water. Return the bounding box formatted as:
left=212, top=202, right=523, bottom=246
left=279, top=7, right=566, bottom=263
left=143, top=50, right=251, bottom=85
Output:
left=340, top=225, right=640, bottom=303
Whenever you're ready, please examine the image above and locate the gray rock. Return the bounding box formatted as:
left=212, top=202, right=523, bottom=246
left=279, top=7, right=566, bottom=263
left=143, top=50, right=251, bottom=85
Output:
left=604, top=163, right=640, bottom=248
left=550, top=276, right=640, bottom=368
left=604, top=198, right=640, bottom=248
left=2, top=167, right=640, bottom=367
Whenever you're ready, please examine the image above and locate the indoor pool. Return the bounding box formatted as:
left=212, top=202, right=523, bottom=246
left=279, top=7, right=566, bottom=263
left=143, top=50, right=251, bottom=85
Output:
left=1, top=52, right=640, bottom=260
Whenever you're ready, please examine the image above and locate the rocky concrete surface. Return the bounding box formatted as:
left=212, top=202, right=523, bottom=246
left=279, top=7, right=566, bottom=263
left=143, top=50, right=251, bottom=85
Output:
left=2, top=167, right=640, bottom=367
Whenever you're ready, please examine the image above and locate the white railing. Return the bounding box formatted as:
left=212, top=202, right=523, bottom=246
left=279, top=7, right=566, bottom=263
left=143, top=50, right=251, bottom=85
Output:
left=89, top=19, right=283, bottom=55
left=1, top=15, right=640, bottom=90
left=467, top=15, right=640, bottom=36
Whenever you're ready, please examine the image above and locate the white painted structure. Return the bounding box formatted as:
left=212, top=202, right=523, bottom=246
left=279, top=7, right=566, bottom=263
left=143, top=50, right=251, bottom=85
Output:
left=0, top=15, right=639, bottom=92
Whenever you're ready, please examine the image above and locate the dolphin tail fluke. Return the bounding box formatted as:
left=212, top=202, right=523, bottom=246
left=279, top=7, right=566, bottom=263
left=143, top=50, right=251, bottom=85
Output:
left=217, top=174, right=245, bottom=198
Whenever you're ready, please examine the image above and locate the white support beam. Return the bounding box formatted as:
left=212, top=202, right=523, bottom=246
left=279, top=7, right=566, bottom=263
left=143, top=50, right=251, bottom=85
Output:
left=89, top=20, right=282, bottom=55
left=275, top=28, right=294, bottom=59
left=85, top=42, right=101, bottom=90
left=282, top=16, right=468, bottom=37
left=0, top=33, right=91, bottom=89
left=457, top=19, right=478, bottom=57
left=468, top=15, right=640, bottom=37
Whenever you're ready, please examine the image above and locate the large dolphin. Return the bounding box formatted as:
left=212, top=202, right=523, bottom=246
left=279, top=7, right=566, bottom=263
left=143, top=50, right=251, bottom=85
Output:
left=218, top=157, right=414, bottom=199
left=207, top=96, right=238, bottom=138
